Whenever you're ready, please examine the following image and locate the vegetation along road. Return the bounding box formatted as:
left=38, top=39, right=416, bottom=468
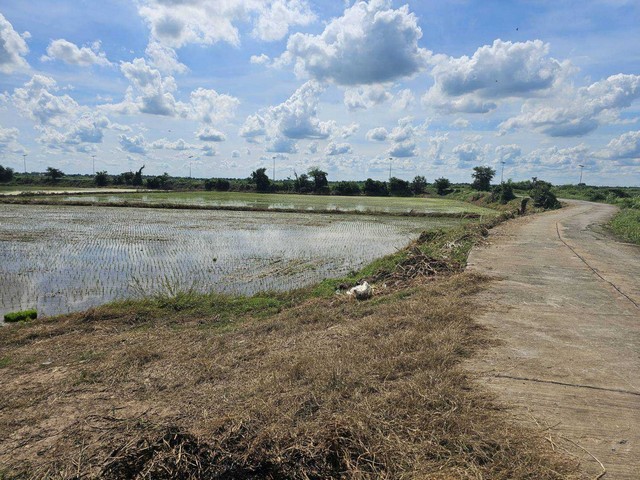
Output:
left=467, top=200, right=640, bottom=479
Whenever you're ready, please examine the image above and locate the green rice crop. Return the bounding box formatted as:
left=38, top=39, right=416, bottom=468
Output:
left=0, top=204, right=469, bottom=318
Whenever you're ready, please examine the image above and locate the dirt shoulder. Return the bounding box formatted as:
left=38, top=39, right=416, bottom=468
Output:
left=467, top=200, right=640, bottom=479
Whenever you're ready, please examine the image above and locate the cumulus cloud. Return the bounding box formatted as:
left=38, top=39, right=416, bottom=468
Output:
left=453, top=142, right=485, bottom=166
left=343, top=84, right=391, bottom=111
left=389, top=141, right=417, bottom=158
left=500, top=74, right=640, bottom=137
left=196, top=127, right=226, bottom=142
left=119, top=133, right=148, bottom=154
left=424, top=40, right=569, bottom=113
left=137, top=0, right=315, bottom=48
left=325, top=142, right=352, bottom=156
left=240, top=81, right=335, bottom=152
left=12, top=75, right=80, bottom=127
left=392, top=88, right=415, bottom=110
left=42, top=39, right=112, bottom=67
left=0, top=126, right=21, bottom=153
left=495, top=144, right=521, bottom=163
left=38, top=115, right=110, bottom=151
left=282, top=0, right=428, bottom=85
left=189, top=88, right=240, bottom=124
left=596, top=130, right=640, bottom=164
left=366, top=127, right=388, bottom=141
left=250, top=53, right=270, bottom=65
left=151, top=138, right=197, bottom=150
left=522, top=144, right=590, bottom=170
left=0, top=13, right=29, bottom=73
left=145, top=41, right=188, bottom=74
left=339, top=123, right=359, bottom=138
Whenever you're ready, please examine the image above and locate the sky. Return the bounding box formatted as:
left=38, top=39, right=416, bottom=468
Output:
left=1, top=0, right=639, bottom=186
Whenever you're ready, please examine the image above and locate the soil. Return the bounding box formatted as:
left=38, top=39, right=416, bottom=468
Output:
left=467, top=200, right=640, bottom=479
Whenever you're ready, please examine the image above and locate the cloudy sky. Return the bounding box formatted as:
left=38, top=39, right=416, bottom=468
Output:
left=1, top=0, right=639, bottom=185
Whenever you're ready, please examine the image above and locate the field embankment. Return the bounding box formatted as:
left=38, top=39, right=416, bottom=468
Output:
left=0, top=204, right=581, bottom=479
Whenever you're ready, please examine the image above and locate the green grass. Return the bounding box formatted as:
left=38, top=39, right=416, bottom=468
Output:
left=43, top=191, right=496, bottom=215
left=4, top=310, right=37, bottom=323
left=610, top=208, right=640, bottom=244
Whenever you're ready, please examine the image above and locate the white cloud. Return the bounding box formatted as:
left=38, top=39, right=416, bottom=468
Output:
left=392, top=88, right=415, bottom=110
left=188, top=88, right=239, bottom=124
left=151, top=138, right=197, bottom=150
left=12, top=75, right=80, bottom=127
left=424, top=40, right=569, bottom=114
left=597, top=130, right=640, bottom=164
left=282, top=0, right=428, bottom=85
left=523, top=144, right=591, bottom=170
left=500, top=74, right=640, bottom=137
left=137, top=0, right=315, bottom=48
left=495, top=144, right=521, bottom=163
left=196, top=127, right=226, bottom=142
left=38, top=114, right=110, bottom=151
left=119, top=133, right=148, bottom=154
left=343, top=84, right=391, bottom=111
left=451, top=118, right=470, bottom=128
left=240, top=80, right=335, bottom=153
left=389, top=141, right=417, bottom=158
left=0, top=126, right=21, bottom=153
left=339, top=122, right=359, bottom=138
left=366, top=127, right=388, bottom=141
left=250, top=53, right=270, bottom=65
left=145, top=41, right=188, bottom=74
left=0, top=13, right=29, bottom=73
left=231, top=149, right=241, bottom=158
left=42, top=39, right=112, bottom=67
left=325, top=142, right=352, bottom=156
left=453, top=142, right=484, bottom=166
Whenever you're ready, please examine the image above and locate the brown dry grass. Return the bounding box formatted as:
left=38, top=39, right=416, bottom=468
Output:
left=0, top=270, right=582, bottom=479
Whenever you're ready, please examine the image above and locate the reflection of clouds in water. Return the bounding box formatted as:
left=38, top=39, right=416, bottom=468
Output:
left=0, top=204, right=463, bottom=317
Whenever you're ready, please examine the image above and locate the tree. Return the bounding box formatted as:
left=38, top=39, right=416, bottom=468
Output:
left=146, top=173, right=171, bottom=190
left=94, top=171, right=109, bottom=186
left=204, top=178, right=230, bottom=191
left=0, top=165, right=14, bottom=183
left=332, top=181, right=361, bottom=196
left=388, top=177, right=412, bottom=196
left=410, top=175, right=427, bottom=195
left=132, top=165, right=145, bottom=186
left=308, top=167, right=329, bottom=194
left=434, top=177, right=452, bottom=196
left=45, top=167, right=64, bottom=182
left=471, top=166, right=495, bottom=191
left=251, top=167, right=271, bottom=193
left=492, top=181, right=516, bottom=204
left=363, top=178, right=388, bottom=196
left=293, top=172, right=312, bottom=193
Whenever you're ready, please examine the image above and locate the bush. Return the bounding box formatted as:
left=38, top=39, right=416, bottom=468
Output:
left=434, top=177, right=452, bottom=196
left=4, top=309, right=37, bottom=323
left=491, top=182, right=516, bottom=204
left=531, top=180, right=560, bottom=209
left=388, top=177, right=412, bottom=196
left=204, top=178, right=230, bottom=191
left=363, top=178, right=388, bottom=196
left=94, top=171, right=109, bottom=187
left=0, top=164, right=14, bottom=182
left=332, top=181, right=361, bottom=196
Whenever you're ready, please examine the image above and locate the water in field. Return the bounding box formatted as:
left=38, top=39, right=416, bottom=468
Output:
left=0, top=205, right=466, bottom=318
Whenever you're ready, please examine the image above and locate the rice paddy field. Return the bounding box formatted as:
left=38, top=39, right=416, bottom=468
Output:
left=0, top=204, right=470, bottom=318
left=37, top=191, right=496, bottom=215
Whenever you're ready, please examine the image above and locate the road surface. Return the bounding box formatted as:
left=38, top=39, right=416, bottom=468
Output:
left=467, top=200, right=639, bottom=479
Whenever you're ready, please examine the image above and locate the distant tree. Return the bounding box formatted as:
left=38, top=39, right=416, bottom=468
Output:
left=388, top=177, right=412, bottom=196
left=363, top=178, right=388, bottom=196
left=94, top=171, right=109, bottom=187
left=132, top=165, right=145, bottom=186
left=146, top=173, right=171, bottom=190
left=293, top=172, right=312, bottom=193
left=308, top=167, right=329, bottom=194
left=492, top=181, right=516, bottom=204
left=0, top=165, right=14, bottom=183
left=410, top=175, right=427, bottom=195
left=204, top=178, right=230, bottom=191
left=45, top=167, right=64, bottom=182
left=251, top=167, right=271, bottom=193
left=471, top=166, right=495, bottom=191
left=332, top=181, right=361, bottom=196
left=434, top=177, right=452, bottom=196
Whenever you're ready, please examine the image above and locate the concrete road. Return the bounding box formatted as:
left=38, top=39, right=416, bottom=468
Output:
left=467, top=200, right=639, bottom=479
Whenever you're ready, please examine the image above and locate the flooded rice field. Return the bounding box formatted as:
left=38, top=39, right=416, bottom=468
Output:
left=0, top=204, right=466, bottom=318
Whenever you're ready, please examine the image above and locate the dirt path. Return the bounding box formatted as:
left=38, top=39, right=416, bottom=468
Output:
left=467, top=200, right=640, bottom=479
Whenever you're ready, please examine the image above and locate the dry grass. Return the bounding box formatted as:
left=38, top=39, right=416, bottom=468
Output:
left=0, top=270, right=582, bottom=479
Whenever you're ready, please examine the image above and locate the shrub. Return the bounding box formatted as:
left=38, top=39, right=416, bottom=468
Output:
left=491, top=182, right=516, bottom=204
left=4, top=309, right=37, bottom=323
left=332, top=181, right=361, bottom=196
left=94, top=171, right=109, bottom=187
left=388, top=177, right=412, bottom=196
left=434, top=177, right=452, bottom=196
left=363, top=178, right=388, bottom=196
left=531, top=180, right=560, bottom=209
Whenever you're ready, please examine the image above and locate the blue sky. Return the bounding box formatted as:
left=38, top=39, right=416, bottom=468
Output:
left=1, top=0, right=639, bottom=185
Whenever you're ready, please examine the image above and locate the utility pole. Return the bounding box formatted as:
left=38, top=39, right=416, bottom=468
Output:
left=272, top=156, right=276, bottom=182
left=22, top=154, right=27, bottom=173
left=388, top=157, right=392, bottom=180
left=578, top=164, right=584, bottom=185
left=500, top=161, right=506, bottom=183
left=188, top=155, right=194, bottom=178
left=91, top=155, right=96, bottom=175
